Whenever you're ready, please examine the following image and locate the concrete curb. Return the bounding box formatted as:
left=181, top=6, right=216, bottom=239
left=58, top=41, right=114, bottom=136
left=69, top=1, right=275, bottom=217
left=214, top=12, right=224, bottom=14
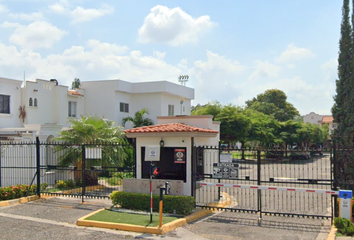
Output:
left=0, top=193, right=55, bottom=208
left=77, top=192, right=231, bottom=235
left=327, top=225, right=337, bottom=240
left=0, top=195, right=40, bottom=207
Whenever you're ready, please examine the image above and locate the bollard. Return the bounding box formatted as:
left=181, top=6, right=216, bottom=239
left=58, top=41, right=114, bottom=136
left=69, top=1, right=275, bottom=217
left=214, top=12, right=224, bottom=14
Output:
left=339, top=190, right=352, bottom=221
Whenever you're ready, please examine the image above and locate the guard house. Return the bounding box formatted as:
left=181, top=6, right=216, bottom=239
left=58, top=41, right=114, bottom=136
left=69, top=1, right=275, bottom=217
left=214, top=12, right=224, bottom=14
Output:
left=124, top=115, right=220, bottom=196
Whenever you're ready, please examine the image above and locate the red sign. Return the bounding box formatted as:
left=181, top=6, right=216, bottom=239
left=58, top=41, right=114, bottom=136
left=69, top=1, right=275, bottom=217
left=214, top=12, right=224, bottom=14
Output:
left=174, top=149, right=186, bottom=164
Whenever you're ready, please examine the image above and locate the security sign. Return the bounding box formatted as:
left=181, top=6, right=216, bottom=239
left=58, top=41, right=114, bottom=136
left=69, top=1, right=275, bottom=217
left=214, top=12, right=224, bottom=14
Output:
left=145, top=146, right=160, bottom=161
left=174, top=149, right=186, bottom=164
left=213, top=163, right=239, bottom=179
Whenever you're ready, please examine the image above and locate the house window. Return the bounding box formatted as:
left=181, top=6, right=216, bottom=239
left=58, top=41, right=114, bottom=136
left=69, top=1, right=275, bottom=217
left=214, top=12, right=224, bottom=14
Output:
left=0, top=95, right=10, bottom=114
left=120, top=102, right=129, bottom=113
left=34, top=98, right=37, bottom=107
left=168, top=105, right=174, bottom=116
left=29, top=98, right=33, bottom=106
left=68, top=101, right=77, bottom=117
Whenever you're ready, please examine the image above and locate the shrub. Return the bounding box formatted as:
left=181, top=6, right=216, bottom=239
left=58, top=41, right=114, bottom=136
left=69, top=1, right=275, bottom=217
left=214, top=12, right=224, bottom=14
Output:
left=335, top=217, right=354, bottom=236
left=0, top=184, right=39, bottom=201
left=110, top=191, right=195, bottom=215
left=55, top=179, right=78, bottom=190
left=56, top=180, right=67, bottom=190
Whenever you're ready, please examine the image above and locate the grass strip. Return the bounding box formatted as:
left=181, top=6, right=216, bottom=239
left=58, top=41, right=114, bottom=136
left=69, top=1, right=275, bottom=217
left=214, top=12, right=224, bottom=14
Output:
left=85, top=210, right=179, bottom=227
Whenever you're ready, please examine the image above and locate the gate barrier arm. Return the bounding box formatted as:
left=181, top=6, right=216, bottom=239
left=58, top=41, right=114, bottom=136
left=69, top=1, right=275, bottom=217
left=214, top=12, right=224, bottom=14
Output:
left=198, top=182, right=339, bottom=195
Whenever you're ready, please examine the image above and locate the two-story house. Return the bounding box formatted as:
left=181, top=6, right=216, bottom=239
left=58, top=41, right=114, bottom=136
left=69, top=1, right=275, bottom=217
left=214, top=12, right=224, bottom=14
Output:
left=0, top=77, right=194, bottom=141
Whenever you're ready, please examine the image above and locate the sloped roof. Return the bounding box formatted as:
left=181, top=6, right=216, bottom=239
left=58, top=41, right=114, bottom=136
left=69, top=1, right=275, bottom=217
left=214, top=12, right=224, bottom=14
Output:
left=124, top=123, right=218, bottom=136
left=321, top=116, right=334, bottom=124
left=68, top=90, right=83, bottom=96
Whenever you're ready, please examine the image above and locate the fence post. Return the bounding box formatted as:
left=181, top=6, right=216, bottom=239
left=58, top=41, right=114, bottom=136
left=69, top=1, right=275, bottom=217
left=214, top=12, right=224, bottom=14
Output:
left=257, top=149, right=262, bottom=224
left=36, top=137, right=41, bottom=197
left=0, top=141, right=2, bottom=187
left=82, top=144, right=86, bottom=204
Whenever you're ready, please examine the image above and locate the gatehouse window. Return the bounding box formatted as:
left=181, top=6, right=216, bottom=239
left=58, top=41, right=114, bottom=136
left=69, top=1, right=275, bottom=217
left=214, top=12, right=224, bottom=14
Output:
left=29, top=98, right=33, bottom=106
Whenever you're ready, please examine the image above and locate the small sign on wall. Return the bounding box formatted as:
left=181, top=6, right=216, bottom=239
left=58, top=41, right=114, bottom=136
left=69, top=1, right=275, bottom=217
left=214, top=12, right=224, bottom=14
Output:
left=174, top=149, right=186, bottom=164
left=145, top=146, right=160, bottom=161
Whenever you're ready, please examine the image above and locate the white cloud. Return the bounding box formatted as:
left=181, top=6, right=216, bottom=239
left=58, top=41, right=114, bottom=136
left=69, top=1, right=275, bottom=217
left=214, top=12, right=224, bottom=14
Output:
left=49, top=1, right=114, bottom=23
left=48, top=0, right=70, bottom=14
left=5, top=21, right=67, bottom=49
left=9, top=12, right=44, bottom=21
left=138, top=5, right=216, bottom=46
left=248, top=60, right=280, bottom=81
left=71, top=5, right=114, bottom=23
left=191, top=51, right=245, bottom=103
left=321, top=58, right=338, bottom=82
left=87, top=39, right=128, bottom=55
left=0, top=40, right=182, bottom=86
left=277, top=43, right=315, bottom=63
left=0, top=3, right=8, bottom=13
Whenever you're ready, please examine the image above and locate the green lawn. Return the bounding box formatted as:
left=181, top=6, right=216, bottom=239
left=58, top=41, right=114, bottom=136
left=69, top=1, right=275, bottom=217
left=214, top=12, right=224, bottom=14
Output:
left=85, top=210, right=180, bottom=227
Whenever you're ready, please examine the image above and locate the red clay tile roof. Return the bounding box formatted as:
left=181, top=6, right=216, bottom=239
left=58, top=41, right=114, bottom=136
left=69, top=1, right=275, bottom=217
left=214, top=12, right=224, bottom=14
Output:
left=321, top=116, right=334, bottom=124
left=68, top=90, right=83, bottom=96
left=124, top=123, right=218, bottom=134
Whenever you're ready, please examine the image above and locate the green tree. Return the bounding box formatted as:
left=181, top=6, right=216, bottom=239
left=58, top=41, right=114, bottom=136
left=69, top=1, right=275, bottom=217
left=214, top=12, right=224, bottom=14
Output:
left=122, top=108, right=154, bottom=128
left=332, top=0, right=354, bottom=135
left=246, top=89, right=300, bottom=121
left=55, top=116, right=129, bottom=167
left=191, top=101, right=222, bottom=119
left=215, top=105, right=251, bottom=159
left=244, top=109, right=280, bottom=148
left=71, top=78, right=81, bottom=89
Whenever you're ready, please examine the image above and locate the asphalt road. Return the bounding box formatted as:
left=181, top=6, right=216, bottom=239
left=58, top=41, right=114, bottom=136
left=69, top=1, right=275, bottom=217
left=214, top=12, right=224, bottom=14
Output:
left=0, top=197, right=332, bottom=240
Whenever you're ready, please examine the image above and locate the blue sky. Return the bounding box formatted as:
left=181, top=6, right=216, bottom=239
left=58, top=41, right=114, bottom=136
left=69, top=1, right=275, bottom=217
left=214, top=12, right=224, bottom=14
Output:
left=0, top=0, right=342, bottom=115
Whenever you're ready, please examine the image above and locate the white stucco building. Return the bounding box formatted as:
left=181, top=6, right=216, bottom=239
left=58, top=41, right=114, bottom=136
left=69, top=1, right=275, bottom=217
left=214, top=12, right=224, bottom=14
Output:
left=303, top=112, right=336, bottom=135
left=124, top=115, right=220, bottom=196
left=0, top=77, right=194, bottom=141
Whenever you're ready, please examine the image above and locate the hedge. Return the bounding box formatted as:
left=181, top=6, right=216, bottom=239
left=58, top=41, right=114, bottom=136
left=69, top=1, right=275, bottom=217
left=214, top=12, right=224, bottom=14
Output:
left=110, top=191, right=195, bottom=215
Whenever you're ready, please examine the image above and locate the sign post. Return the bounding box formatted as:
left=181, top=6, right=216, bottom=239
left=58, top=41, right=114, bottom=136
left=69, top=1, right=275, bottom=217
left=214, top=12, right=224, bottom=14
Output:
left=145, top=146, right=160, bottom=223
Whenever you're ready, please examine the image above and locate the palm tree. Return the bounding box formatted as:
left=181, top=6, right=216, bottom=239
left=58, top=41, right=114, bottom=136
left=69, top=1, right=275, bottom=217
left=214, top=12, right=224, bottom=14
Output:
left=55, top=116, right=131, bottom=184
left=122, top=108, right=154, bottom=128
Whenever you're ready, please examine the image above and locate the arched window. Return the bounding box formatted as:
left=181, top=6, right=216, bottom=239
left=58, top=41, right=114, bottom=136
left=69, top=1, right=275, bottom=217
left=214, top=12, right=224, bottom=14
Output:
left=29, top=98, right=33, bottom=106
left=34, top=98, right=37, bottom=107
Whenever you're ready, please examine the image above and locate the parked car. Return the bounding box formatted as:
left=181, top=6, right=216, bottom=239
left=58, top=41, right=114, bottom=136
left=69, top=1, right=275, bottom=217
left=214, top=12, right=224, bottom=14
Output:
left=310, top=145, right=323, bottom=156
left=290, top=151, right=311, bottom=160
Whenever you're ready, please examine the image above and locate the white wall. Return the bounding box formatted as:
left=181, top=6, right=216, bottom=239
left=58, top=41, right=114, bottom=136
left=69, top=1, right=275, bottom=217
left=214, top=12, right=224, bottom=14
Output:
left=0, top=78, right=23, bottom=128
left=81, top=80, right=194, bottom=127
left=303, top=112, right=322, bottom=125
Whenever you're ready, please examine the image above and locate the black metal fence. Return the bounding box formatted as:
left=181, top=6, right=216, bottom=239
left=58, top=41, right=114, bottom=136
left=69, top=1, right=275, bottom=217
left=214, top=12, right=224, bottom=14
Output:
left=193, top=146, right=334, bottom=219
left=0, top=138, right=135, bottom=201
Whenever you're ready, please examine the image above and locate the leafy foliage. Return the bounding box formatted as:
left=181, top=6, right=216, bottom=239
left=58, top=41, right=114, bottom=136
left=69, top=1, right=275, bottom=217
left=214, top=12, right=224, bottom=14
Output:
left=335, top=217, right=354, bottom=236
left=55, top=116, right=129, bottom=167
left=332, top=0, right=354, bottom=135
left=191, top=101, right=222, bottom=119
left=110, top=191, right=195, bottom=215
left=71, top=78, right=81, bottom=89
left=122, top=108, right=154, bottom=128
left=246, top=89, right=300, bottom=121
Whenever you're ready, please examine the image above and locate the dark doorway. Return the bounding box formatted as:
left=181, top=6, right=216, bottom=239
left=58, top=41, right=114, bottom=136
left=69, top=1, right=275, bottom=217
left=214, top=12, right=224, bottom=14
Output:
left=141, top=147, right=186, bottom=182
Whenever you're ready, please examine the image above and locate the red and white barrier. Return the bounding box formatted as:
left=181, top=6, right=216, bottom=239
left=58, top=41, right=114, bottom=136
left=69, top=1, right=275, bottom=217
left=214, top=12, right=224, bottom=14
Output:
left=198, top=182, right=338, bottom=195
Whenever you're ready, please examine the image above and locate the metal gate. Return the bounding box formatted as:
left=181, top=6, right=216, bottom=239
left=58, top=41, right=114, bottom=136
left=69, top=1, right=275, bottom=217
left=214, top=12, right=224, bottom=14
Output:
left=193, top=146, right=334, bottom=219
left=0, top=139, right=135, bottom=200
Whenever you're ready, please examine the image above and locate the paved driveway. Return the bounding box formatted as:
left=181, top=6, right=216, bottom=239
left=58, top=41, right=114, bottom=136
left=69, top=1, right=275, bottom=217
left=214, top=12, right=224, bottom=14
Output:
left=0, top=197, right=331, bottom=240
